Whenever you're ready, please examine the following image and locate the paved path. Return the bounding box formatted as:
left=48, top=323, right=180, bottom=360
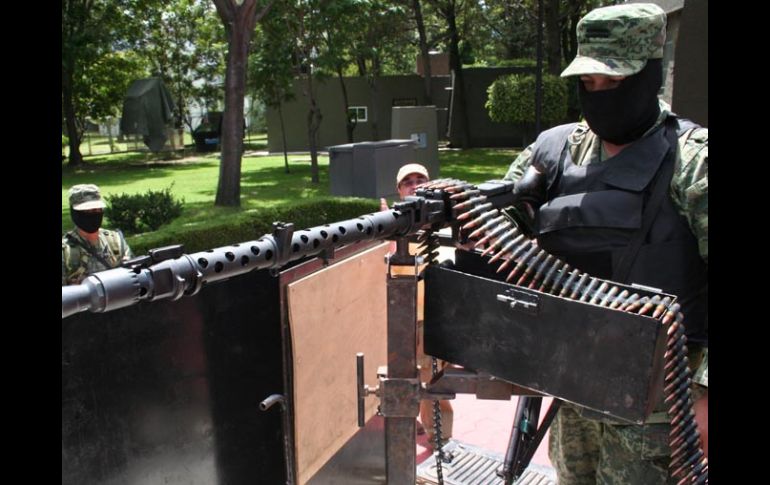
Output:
left=417, top=394, right=554, bottom=469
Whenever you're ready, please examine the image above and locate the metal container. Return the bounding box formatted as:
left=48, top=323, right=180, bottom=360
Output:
left=423, top=250, right=671, bottom=424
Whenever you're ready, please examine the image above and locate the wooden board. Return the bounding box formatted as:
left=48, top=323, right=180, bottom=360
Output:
left=288, top=243, right=390, bottom=484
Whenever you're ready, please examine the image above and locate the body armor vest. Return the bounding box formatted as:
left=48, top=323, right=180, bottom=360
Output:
left=529, top=117, right=707, bottom=344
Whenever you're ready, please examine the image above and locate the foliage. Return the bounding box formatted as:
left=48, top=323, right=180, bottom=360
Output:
left=135, top=0, right=226, bottom=131
left=105, top=185, right=185, bottom=234
left=62, top=0, right=151, bottom=164
left=486, top=73, right=568, bottom=125
left=249, top=4, right=297, bottom=110
left=79, top=50, right=151, bottom=121
left=62, top=135, right=69, bottom=148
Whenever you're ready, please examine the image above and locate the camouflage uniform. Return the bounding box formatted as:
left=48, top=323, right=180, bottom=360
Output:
left=62, top=184, right=133, bottom=285
left=62, top=229, right=133, bottom=285
left=502, top=4, right=707, bottom=484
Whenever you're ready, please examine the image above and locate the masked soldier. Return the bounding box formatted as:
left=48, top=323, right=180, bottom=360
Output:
left=502, top=4, right=707, bottom=483
left=62, top=184, right=133, bottom=285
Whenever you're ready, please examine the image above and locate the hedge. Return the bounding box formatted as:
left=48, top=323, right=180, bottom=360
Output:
left=485, top=73, right=568, bottom=126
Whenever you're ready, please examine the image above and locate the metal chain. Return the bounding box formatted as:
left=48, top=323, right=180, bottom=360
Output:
left=431, top=355, right=446, bottom=485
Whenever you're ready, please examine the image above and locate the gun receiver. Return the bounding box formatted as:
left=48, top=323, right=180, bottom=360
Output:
left=62, top=180, right=515, bottom=320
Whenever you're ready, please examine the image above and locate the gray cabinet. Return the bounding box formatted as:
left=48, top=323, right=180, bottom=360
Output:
left=328, top=139, right=417, bottom=199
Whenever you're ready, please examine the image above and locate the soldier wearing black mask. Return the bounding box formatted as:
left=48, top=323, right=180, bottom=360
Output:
left=500, top=4, right=708, bottom=484
left=62, top=184, right=133, bottom=285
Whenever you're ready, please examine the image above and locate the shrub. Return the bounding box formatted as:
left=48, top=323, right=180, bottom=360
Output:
left=485, top=73, right=568, bottom=126
left=126, top=198, right=380, bottom=255
left=105, top=185, right=185, bottom=234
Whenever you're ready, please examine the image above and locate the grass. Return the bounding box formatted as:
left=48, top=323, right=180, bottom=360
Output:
left=437, top=147, right=520, bottom=183
left=62, top=143, right=520, bottom=251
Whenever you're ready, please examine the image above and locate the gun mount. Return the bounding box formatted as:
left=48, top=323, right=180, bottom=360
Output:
left=61, top=177, right=706, bottom=485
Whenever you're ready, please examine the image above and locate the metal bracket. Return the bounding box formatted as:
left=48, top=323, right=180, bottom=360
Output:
left=379, top=376, right=421, bottom=418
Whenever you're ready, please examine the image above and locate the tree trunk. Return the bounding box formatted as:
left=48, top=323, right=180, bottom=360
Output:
left=412, top=0, right=433, bottom=105
left=278, top=101, right=290, bottom=174
left=336, top=64, right=356, bottom=143
left=545, top=0, right=561, bottom=75
left=305, top=71, right=322, bottom=184
left=213, top=0, right=273, bottom=206
left=215, top=23, right=248, bottom=206
left=367, top=55, right=381, bottom=141
left=564, top=0, right=582, bottom=65
left=62, top=63, right=83, bottom=166
left=446, top=4, right=470, bottom=148
left=106, top=118, right=114, bottom=153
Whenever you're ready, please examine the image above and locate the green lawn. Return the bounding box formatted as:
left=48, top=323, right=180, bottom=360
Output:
left=62, top=145, right=520, bottom=252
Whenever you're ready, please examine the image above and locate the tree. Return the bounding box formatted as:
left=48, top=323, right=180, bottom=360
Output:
left=80, top=51, right=151, bottom=152
left=317, top=0, right=362, bottom=143
left=350, top=1, right=413, bottom=141
left=291, top=0, right=326, bottom=184
left=411, top=0, right=434, bottom=104
left=428, top=0, right=475, bottom=148
left=545, top=0, right=561, bottom=75
left=250, top=6, right=297, bottom=173
left=62, top=0, right=123, bottom=166
left=211, top=0, right=274, bottom=207
left=475, top=0, right=536, bottom=62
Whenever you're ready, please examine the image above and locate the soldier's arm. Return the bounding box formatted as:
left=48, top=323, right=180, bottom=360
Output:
left=502, top=144, right=535, bottom=183
left=118, top=230, right=133, bottom=261
left=672, top=127, right=708, bottom=455
left=672, top=127, right=708, bottom=264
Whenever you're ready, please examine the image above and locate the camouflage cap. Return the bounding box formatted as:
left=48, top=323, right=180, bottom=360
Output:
left=561, top=3, right=666, bottom=78
left=68, top=184, right=107, bottom=210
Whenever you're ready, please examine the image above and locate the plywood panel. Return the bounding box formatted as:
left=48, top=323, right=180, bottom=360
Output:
left=288, top=243, right=390, bottom=484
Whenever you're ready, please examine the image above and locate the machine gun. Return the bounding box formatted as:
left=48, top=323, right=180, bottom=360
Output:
left=61, top=178, right=706, bottom=485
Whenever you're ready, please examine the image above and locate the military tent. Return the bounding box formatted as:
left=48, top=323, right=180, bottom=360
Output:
left=120, top=78, right=175, bottom=152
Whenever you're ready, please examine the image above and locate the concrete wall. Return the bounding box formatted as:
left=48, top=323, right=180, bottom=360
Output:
left=631, top=0, right=708, bottom=127
left=266, top=75, right=451, bottom=153
left=267, top=66, right=539, bottom=152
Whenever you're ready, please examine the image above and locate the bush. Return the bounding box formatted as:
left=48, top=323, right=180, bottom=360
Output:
left=485, top=73, right=568, bottom=126
left=62, top=134, right=69, bottom=147
left=105, top=185, right=185, bottom=234
left=126, top=198, right=380, bottom=255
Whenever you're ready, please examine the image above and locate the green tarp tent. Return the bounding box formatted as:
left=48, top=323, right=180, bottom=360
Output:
left=120, top=78, right=175, bottom=152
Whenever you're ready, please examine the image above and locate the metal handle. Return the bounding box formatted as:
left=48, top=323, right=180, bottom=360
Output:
left=356, top=352, right=366, bottom=427
left=496, top=292, right=539, bottom=314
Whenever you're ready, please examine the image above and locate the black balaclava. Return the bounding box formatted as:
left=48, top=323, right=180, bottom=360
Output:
left=578, top=58, right=663, bottom=145
left=71, top=209, right=103, bottom=234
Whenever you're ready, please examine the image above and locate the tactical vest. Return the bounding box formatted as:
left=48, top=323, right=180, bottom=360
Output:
left=529, top=117, right=707, bottom=344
